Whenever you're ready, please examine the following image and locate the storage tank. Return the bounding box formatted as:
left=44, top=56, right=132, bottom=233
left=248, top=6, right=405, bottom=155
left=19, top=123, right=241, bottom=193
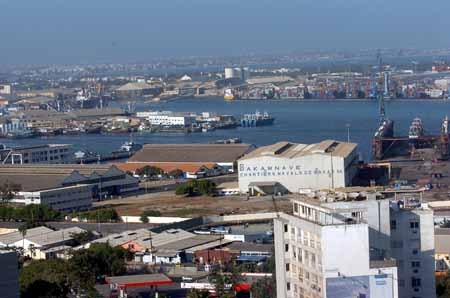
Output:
left=224, top=68, right=236, bottom=79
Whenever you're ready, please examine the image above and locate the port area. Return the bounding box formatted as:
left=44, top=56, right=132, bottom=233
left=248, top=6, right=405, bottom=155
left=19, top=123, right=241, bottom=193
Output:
left=372, top=149, right=450, bottom=202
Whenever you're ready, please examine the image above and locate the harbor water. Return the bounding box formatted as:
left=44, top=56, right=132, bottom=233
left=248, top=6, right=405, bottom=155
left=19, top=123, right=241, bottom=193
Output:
left=3, top=97, right=450, bottom=161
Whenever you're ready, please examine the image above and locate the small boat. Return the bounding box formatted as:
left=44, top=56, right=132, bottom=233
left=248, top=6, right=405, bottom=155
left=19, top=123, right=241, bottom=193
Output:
left=210, top=226, right=231, bottom=234
left=193, top=229, right=211, bottom=235
left=224, top=88, right=235, bottom=101
left=112, top=141, right=143, bottom=154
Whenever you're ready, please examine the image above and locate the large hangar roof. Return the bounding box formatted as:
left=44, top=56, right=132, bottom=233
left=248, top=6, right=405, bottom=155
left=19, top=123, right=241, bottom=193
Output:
left=128, top=144, right=254, bottom=163
left=239, top=140, right=357, bottom=161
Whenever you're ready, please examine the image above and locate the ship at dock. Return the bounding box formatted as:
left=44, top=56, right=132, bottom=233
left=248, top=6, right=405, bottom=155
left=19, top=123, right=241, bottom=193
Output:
left=240, top=111, right=274, bottom=127
left=224, top=88, right=236, bottom=101
left=408, top=117, right=425, bottom=146
left=373, top=113, right=450, bottom=160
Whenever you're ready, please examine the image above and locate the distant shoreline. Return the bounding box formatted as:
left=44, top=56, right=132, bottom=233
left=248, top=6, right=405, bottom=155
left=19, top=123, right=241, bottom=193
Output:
left=184, top=96, right=450, bottom=103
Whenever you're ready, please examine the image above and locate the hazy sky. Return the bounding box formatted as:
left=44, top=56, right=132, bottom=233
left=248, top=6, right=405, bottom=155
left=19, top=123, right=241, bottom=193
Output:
left=1, top=0, right=449, bottom=64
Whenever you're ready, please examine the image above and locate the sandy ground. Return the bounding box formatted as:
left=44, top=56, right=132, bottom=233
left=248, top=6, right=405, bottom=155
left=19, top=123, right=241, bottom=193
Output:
left=94, top=191, right=292, bottom=217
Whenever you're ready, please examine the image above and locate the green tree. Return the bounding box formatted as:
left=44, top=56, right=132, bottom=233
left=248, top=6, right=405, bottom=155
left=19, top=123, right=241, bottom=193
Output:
left=135, top=166, right=164, bottom=178
left=175, top=183, right=194, bottom=196
left=250, top=254, right=276, bottom=298
left=187, top=289, right=210, bottom=298
left=0, top=181, right=21, bottom=204
left=70, top=230, right=96, bottom=245
left=20, top=259, right=70, bottom=298
left=437, top=273, right=450, bottom=297
left=251, top=277, right=276, bottom=298
left=77, top=208, right=120, bottom=222
left=168, top=169, right=184, bottom=179
left=68, top=243, right=128, bottom=292
left=175, top=179, right=216, bottom=197
left=140, top=213, right=149, bottom=223
left=140, top=210, right=161, bottom=223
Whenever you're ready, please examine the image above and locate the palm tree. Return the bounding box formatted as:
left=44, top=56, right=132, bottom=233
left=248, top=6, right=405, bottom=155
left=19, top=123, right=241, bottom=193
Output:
left=18, top=224, right=27, bottom=256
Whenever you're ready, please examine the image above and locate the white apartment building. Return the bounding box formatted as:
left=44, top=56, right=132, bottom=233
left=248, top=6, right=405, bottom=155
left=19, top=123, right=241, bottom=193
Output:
left=274, top=190, right=436, bottom=298
left=390, top=200, right=436, bottom=298
left=238, top=140, right=359, bottom=195
left=274, top=194, right=398, bottom=298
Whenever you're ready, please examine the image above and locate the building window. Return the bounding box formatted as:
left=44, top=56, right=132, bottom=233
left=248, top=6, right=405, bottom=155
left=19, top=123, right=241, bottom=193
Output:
left=412, top=261, right=421, bottom=268
left=410, top=221, right=419, bottom=229
left=412, top=249, right=419, bottom=255
left=286, top=263, right=290, bottom=272
left=285, top=244, right=289, bottom=252
left=391, top=220, right=397, bottom=230
left=286, top=282, right=291, bottom=291
left=411, top=278, right=421, bottom=287
left=294, top=203, right=299, bottom=213
left=284, top=224, right=288, bottom=233
left=351, top=211, right=362, bottom=219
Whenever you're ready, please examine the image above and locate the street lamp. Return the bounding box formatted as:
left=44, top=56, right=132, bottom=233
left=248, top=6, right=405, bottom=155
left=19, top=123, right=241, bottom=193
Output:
left=346, top=123, right=351, bottom=143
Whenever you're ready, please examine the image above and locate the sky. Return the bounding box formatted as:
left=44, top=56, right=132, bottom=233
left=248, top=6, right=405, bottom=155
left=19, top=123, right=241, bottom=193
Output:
left=0, top=0, right=449, bottom=64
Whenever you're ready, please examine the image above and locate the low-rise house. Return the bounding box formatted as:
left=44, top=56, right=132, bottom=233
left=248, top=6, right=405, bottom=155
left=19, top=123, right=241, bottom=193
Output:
left=0, top=226, right=86, bottom=260
left=118, top=228, right=225, bottom=264
left=127, top=143, right=254, bottom=173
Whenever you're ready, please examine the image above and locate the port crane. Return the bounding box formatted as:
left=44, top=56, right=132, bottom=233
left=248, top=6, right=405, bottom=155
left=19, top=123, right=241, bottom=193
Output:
left=377, top=50, right=386, bottom=124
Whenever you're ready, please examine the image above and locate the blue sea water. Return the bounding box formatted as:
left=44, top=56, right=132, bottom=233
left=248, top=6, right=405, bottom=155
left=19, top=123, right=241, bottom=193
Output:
left=3, top=97, right=450, bottom=161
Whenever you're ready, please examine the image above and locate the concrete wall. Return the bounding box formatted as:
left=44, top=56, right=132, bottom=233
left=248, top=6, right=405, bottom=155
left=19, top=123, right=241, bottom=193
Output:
left=204, top=212, right=278, bottom=224
left=120, top=215, right=190, bottom=224
left=322, top=224, right=370, bottom=279
left=322, top=199, right=392, bottom=258
left=238, top=154, right=350, bottom=193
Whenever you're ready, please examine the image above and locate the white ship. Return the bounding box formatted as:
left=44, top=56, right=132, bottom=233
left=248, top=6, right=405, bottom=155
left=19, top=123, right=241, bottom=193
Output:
left=408, top=118, right=424, bottom=139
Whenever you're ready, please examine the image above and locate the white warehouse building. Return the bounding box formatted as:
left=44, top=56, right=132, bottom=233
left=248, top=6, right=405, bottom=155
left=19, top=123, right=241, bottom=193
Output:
left=140, top=111, right=196, bottom=127
left=238, top=140, right=359, bottom=194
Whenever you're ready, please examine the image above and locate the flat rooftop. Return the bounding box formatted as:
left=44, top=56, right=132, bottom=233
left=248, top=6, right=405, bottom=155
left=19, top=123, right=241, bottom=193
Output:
left=239, top=140, right=357, bottom=161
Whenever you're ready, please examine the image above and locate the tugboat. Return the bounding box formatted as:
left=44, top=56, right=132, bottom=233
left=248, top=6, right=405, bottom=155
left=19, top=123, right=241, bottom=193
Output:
left=112, top=141, right=143, bottom=154
left=240, top=111, right=275, bottom=127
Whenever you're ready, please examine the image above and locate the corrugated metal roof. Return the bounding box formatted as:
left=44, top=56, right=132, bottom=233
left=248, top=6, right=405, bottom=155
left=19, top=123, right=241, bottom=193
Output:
left=239, top=140, right=357, bottom=161
left=0, top=226, right=53, bottom=246
left=129, top=144, right=253, bottom=163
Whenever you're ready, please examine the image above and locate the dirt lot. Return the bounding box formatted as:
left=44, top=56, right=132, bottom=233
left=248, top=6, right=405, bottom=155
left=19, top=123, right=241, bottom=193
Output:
left=94, top=191, right=292, bottom=217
